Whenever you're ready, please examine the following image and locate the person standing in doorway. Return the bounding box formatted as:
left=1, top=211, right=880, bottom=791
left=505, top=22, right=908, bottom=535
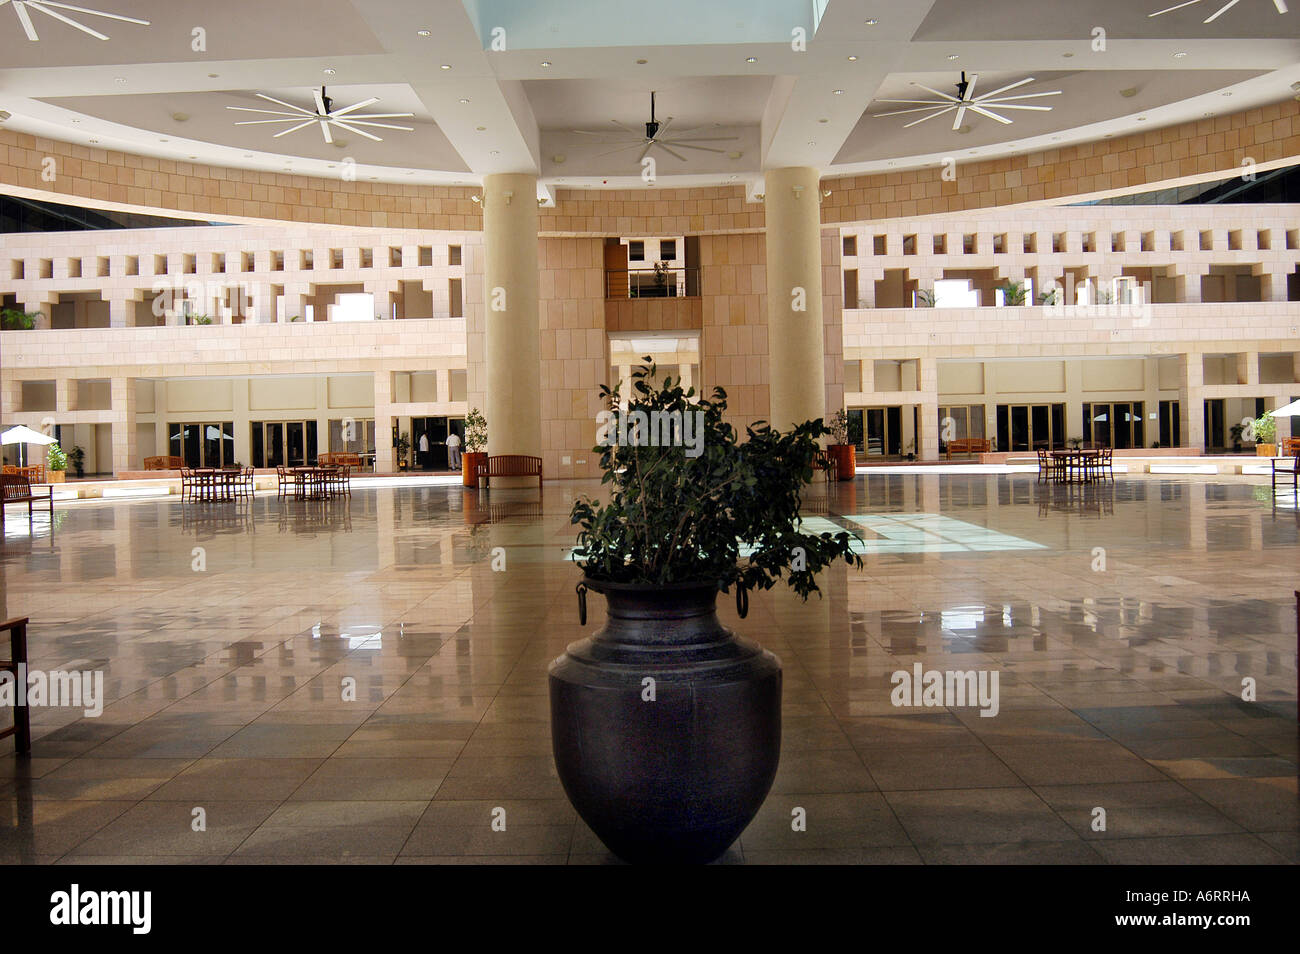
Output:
left=418, top=431, right=430, bottom=470
left=446, top=431, right=461, bottom=471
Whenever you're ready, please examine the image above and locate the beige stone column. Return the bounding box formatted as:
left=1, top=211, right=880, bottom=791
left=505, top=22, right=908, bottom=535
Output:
left=764, top=167, right=825, bottom=431
left=373, top=370, right=394, bottom=473
left=1178, top=352, right=1205, bottom=450
left=111, top=376, right=136, bottom=475
left=482, top=173, right=541, bottom=468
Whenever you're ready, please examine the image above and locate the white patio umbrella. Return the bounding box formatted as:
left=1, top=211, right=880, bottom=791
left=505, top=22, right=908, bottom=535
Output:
left=1, top=425, right=57, bottom=468
left=1265, top=399, right=1300, bottom=418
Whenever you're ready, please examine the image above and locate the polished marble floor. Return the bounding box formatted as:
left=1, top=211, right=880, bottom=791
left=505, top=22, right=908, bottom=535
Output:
left=1, top=473, right=1296, bottom=864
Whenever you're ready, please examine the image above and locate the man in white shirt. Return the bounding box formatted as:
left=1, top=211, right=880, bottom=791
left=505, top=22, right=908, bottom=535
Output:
left=446, top=431, right=462, bottom=470
left=418, top=432, right=429, bottom=470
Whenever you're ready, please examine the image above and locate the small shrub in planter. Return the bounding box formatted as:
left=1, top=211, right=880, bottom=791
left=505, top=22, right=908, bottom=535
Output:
left=551, top=361, right=862, bottom=864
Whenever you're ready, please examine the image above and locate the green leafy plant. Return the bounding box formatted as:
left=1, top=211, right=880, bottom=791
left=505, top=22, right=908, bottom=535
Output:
left=828, top=408, right=850, bottom=445
left=68, top=445, right=85, bottom=479
left=1, top=308, right=40, bottom=330
left=1252, top=414, right=1276, bottom=445
left=571, top=361, right=862, bottom=600
left=47, top=442, right=68, bottom=472
left=996, top=281, right=1027, bottom=306
left=1036, top=288, right=1061, bottom=306
left=914, top=288, right=936, bottom=308
left=464, top=407, right=488, bottom=453
left=394, top=431, right=411, bottom=465
left=188, top=314, right=213, bottom=325
left=1094, top=287, right=1115, bottom=305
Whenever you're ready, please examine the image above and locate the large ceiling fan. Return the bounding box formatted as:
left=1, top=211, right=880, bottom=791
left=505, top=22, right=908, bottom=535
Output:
left=1148, top=0, right=1287, bottom=22
left=227, top=88, right=415, bottom=144
left=873, top=72, right=1061, bottom=130
left=0, top=1, right=148, bottom=41
left=572, top=91, right=738, bottom=162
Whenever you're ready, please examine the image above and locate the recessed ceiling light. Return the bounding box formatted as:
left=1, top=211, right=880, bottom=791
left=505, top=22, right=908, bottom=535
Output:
left=1120, top=87, right=1138, bottom=98
left=417, top=30, right=431, bottom=37
left=552, top=154, right=566, bottom=163
left=323, top=68, right=336, bottom=75
left=476, top=125, right=486, bottom=131
left=636, top=58, right=647, bottom=65
left=1136, top=116, right=1147, bottom=121
left=440, top=64, right=452, bottom=70
left=1063, top=52, right=1074, bottom=58
left=847, top=55, right=858, bottom=61
left=159, top=138, right=168, bottom=142
left=114, top=77, right=126, bottom=84
left=458, top=98, right=470, bottom=104
left=171, top=112, right=189, bottom=123
left=490, top=150, right=499, bottom=155
left=1173, top=51, right=1188, bottom=58
left=727, top=151, right=742, bottom=159
left=70, top=118, right=81, bottom=124
left=746, top=56, right=757, bottom=63
left=1222, top=91, right=1232, bottom=96
left=89, top=138, right=98, bottom=143
left=541, top=61, right=552, bottom=67
left=865, top=18, right=879, bottom=25
left=833, top=89, right=844, bottom=95
left=807, top=140, right=815, bottom=146
left=946, top=54, right=959, bottom=60
left=818, top=118, right=829, bottom=123
left=207, top=73, right=219, bottom=78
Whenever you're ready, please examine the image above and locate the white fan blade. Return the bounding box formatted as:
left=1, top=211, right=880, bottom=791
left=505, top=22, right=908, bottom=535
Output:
left=1275, top=0, right=1288, bottom=13
left=256, top=93, right=318, bottom=116
left=657, top=143, right=688, bottom=161
left=661, top=136, right=739, bottom=143
left=875, top=105, right=952, bottom=118
left=980, top=103, right=1053, bottom=112
left=981, top=90, right=1063, bottom=103
left=272, top=119, right=317, bottom=138
left=335, top=120, right=415, bottom=131
left=1204, top=0, right=1241, bottom=21
left=572, top=129, right=633, bottom=137
left=637, top=141, right=654, bottom=162
left=26, top=2, right=109, bottom=39
left=1148, top=0, right=1203, bottom=15
left=910, top=83, right=962, bottom=102
left=610, top=120, right=640, bottom=134
left=953, top=105, right=967, bottom=130
left=903, top=105, right=956, bottom=128
left=233, top=119, right=313, bottom=126
left=319, top=120, right=332, bottom=144
left=978, top=77, right=1040, bottom=100
left=968, top=104, right=1013, bottom=125
left=31, top=1, right=149, bottom=24
left=313, top=89, right=327, bottom=116
left=589, top=143, right=646, bottom=160
left=226, top=106, right=308, bottom=117
left=664, top=142, right=727, bottom=154
left=340, top=112, right=414, bottom=120
left=876, top=98, right=964, bottom=105
left=330, top=120, right=383, bottom=142
left=964, top=73, right=979, bottom=101
left=330, top=98, right=381, bottom=117
left=657, top=117, right=674, bottom=137
left=13, top=1, right=39, bottom=39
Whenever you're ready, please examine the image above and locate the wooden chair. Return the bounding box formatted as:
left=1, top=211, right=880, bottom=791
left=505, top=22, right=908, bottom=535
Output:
left=1036, top=447, right=1063, bottom=484
left=0, top=617, right=30, bottom=755
left=276, top=465, right=298, bottom=498
left=1272, top=453, right=1299, bottom=494
left=179, top=467, right=195, bottom=502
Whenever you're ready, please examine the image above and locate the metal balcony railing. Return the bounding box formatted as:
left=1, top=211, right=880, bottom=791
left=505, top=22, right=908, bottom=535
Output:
left=605, top=267, right=699, bottom=299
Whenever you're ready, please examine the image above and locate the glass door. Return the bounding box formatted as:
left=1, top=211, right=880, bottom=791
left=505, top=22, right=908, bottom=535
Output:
left=286, top=422, right=305, bottom=467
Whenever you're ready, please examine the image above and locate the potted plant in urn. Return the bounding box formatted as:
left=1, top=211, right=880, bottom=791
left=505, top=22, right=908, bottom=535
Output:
left=461, top=407, right=488, bottom=488
left=46, top=442, right=68, bottom=483
left=552, top=362, right=862, bottom=864
left=68, top=445, right=86, bottom=479
left=394, top=431, right=410, bottom=471
left=1252, top=414, right=1277, bottom=457
left=827, top=408, right=856, bottom=480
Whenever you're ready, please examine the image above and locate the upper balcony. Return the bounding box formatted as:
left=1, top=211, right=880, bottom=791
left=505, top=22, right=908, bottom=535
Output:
left=604, top=265, right=702, bottom=333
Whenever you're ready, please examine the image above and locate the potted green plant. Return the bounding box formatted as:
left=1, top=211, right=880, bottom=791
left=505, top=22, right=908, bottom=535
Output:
left=914, top=288, right=936, bottom=308
left=461, top=407, right=488, bottom=488
left=552, top=362, right=862, bottom=864
left=0, top=308, right=40, bottom=330
left=1037, top=288, right=1061, bottom=306
left=827, top=408, right=856, bottom=481
left=1253, top=414, right=1277, bottom=457
left=46, top=442, right=68, bottom=484
left=68, top=445, right=86, bottom=479
left=996, top=281, right=1027, bottom=306
left=394, top=431, right=410, bottom=471
left=1229, top=422, right=1246, bottom=454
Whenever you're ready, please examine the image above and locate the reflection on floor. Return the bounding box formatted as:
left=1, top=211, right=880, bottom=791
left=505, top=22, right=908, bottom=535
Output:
left=0, top=474, right=1296, bottom=864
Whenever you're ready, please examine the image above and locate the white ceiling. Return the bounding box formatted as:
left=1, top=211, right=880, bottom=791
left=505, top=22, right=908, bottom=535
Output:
left=0, top=0, right=1296, bottom=198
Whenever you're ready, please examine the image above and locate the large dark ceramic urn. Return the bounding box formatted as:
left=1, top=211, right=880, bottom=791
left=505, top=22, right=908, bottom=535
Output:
left=549, top=578, right=782, bottom=864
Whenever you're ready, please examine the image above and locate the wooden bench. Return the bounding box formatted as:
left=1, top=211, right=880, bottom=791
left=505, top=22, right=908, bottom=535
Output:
left=0, top=474, right=54, bottom=528
left=474, top=454, right=543, bottom=491
left=143, top=455, right=185, bottom=470
left=0, top=616, right=31, bottom=755
left=318, top=452, right=362, bottom=468
left=945, top=437, right=992, bottom=460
